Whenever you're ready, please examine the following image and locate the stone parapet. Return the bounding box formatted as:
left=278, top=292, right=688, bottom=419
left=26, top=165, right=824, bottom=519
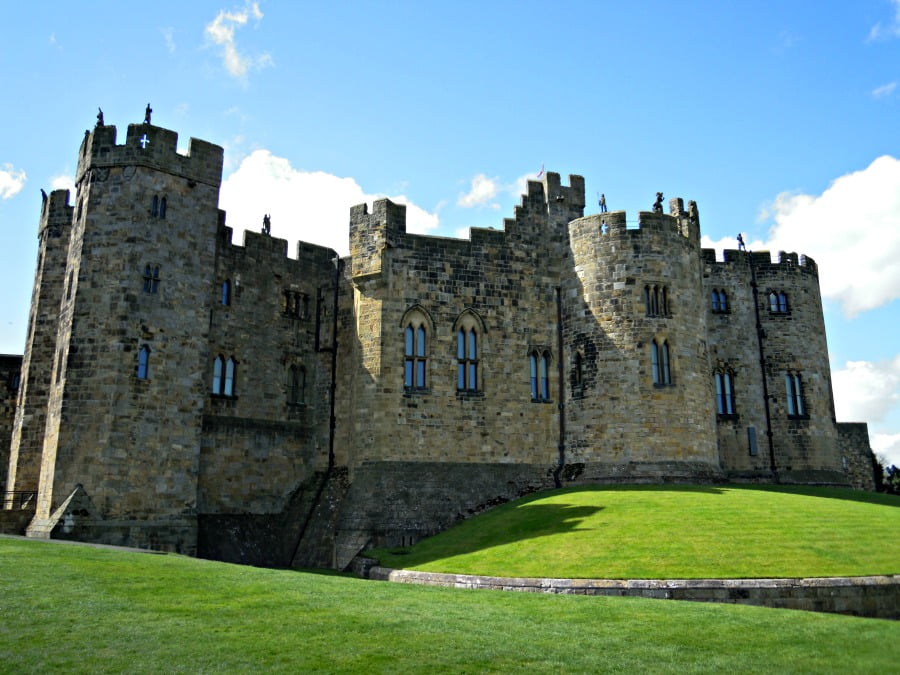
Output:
left=368, top=567, right=900, bottom=619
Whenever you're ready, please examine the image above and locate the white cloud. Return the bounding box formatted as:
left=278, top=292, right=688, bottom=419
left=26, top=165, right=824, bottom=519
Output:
left=219, top=150, right=439, bottom=256
left=872, top=433, right=900, bottom=467
left=872, top=81, right=897, bottom=99
left=0, top=163, right=26, bottom=199
left=458, top=174, right=499, bottom=208
left=759, top=155, right=900, bottom=317
left=832, top=355, right=900, bottom=424
left=162, top=27, right=176, bottom=54
left=832, top=356, right=900, bottom=467
left=50, top=173, right=75, bottom=196
left=205, top=2, right=272, bottom=80
left=868, top=0, right=900, bottom=41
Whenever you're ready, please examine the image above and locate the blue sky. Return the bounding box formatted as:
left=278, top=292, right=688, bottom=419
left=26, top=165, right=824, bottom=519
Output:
left=1, top=1, right=898, bottom=464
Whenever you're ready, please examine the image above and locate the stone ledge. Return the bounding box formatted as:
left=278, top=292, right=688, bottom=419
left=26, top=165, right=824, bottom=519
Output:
left=367, top=567, right=899, bottom=620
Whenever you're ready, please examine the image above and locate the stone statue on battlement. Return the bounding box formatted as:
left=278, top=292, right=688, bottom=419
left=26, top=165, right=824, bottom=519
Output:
left=652, top=192, right=663, bottom=213
left=262, top=213, right=271, bottom=235
left=144, top=103, right=152, bottom=125
left=96, top=108, right=104, bottom=127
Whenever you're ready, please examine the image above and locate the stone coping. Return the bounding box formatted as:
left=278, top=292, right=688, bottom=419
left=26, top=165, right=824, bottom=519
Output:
left=367, top=567, right=900, bottom=619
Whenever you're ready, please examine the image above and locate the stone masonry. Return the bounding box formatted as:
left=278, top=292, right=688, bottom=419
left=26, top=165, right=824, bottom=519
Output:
left=2, top=119, right=878, bottom=566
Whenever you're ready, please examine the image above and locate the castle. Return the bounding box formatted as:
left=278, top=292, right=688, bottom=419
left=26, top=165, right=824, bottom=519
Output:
left=1, top=118, right=877, bottom=568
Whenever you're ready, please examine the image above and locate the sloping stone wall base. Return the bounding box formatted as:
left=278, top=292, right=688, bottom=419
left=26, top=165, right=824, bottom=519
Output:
left=368, top=567, right=900, bottom=620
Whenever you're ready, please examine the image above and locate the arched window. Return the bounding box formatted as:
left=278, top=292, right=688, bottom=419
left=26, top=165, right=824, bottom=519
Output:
left=224, top=357, right=236, bottom=396
left=150, top=195, right=159, bottom=217
left=785, top=372, right=805, bottom=417
left=769, top=290, right=789, bottom=314
left=288, top=364, right=305, bottom=405
left=457, top=327, right=478, bottom=391
left=221, top=280, right=231, bottom=306
left=159, top=196, right=167, bottom=219
left=651, top=339, right=671, bottom=385
left=212, top=355, right=223, bottom=394
left=712, top=289, right=728, bottom=313
left=645, top=285, right=669, bottom=317
left=530, top=350, right=551, bottom=401
left=714, top=370, right=735, bottom=415
left=404, top=324, right=427, bottom=390
left=137, top=345, right=150, bottom=380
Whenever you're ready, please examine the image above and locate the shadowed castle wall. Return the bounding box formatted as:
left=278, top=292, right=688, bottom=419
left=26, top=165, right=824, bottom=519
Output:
left=199, top=224, right=337, bottom=516
left=6, top=191, right=73, bottom=500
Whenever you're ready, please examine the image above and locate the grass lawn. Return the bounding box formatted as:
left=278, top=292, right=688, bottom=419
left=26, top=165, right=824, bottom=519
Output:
left=370, top=485, right=900, bottom=578
left=0, top=537, right=898, bottom=673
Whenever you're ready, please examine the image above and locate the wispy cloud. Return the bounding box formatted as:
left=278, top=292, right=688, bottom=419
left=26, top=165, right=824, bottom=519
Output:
left=867, top=0, right=900, bottom=41
left=0, top=163, right=26, bottom=200
left=872, top=81, right=897, bottom=99
left=205, top=2, right=272, bottom=80
left=161, top=27, right=176, bottom=54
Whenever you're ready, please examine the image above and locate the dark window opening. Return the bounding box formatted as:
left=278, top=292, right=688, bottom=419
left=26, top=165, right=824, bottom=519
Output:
left=137, top=345, right=150, bottom=380
left=457, top=328, right=479, bottom=391
left=404, top=324, right=427, bottom=390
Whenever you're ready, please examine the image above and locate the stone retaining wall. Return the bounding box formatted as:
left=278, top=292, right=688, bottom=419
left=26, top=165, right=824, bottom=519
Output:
left=368, top=567, right=899, bottom=619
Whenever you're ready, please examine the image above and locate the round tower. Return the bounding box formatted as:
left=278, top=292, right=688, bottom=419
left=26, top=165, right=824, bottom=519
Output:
left=564, top=198, right=721, bottom=481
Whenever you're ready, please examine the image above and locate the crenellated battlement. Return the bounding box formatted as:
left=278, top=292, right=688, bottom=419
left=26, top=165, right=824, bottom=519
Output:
left=38, top=189, right=74, bottom=238
left=219, top=224, right=337, bottom=268
left=568, top=198, right=700, bottom=246
left=75, top=122, right=223, bottom=188
left=702, top=248, right=819, bottom=278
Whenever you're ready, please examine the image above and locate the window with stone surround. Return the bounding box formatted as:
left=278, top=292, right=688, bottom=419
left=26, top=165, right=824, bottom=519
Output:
left=530, top=349, right=551, bottom=401
left=221, top=280, right=231, bottom=306
left=212, top=355, right=238, bottom=397
left=711, top=289, right=728, bottom=313
left=283, top=290, right=308, bottom=318
left=401, top=306, right=433, bottom=392
left=143, top=265, right=160, bottom=294
left=785, top=372, right=806, bottom=418
left=150, top=195, right=167, bottom=219
left=644, top=284, right=669, bottom=317
left=136, top=345, right=150, bottom=380
left=651, top=339, right=671, bottom=385
left=454, top=310, right=485, bottom=394
left=768, top=290, right=789, bottom=314
left=288, top=364, right=305, bottom=405
left=714, top=369, right=735, bottom=416
left=457, top=328, right=479, bottom=391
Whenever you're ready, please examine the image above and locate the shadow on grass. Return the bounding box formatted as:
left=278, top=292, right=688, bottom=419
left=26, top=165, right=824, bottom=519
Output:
left=725, top=483, right=900, bottom=508
left=370, top=483, right=899, bottom=570
left=373, top=501, right=605, bottom=569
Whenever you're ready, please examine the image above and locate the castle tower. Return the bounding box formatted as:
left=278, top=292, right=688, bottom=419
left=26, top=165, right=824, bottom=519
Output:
left=564, top=198, right=721, bottom=479
left=6, top=190, right=74, bottom=503
left=25, top=121, right=224, bottom=552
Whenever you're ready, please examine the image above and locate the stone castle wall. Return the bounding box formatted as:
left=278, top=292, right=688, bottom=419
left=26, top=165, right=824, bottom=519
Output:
left=3, top=120, right=878, bottom=563
left=564, top=201, right=719, bottom=478
left=199, top=224, right=337, bottom=515
left=0, top=355, right=22, bottom=492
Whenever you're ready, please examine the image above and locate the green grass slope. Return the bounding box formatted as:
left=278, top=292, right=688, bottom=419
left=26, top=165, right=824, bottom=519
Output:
left=0, top=537, right=898, bottom=673
left=371, top=485, right=900, bottom=578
